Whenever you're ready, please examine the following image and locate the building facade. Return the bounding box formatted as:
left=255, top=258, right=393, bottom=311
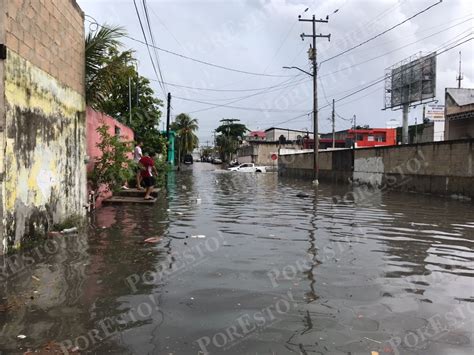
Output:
left=265, top=127, right=313, bottom=142
left=444, top=88, right=474, bottom=140
left=0, top=0, right=87, bottom=253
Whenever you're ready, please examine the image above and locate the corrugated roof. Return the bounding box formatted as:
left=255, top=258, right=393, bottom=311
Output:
left=446, top=88, right=474, bottom=106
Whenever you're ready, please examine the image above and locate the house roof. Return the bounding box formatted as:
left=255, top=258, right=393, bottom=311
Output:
left=264, top=127, right=310, bottom=133
left=249, top=130, right=266, bottom=138
left=446, top=88, right=474, bottom=107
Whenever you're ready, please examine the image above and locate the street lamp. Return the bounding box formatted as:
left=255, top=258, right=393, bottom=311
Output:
left=283, top=65, right=319, bottom=185
left=282, top=66, right=313, bottom=77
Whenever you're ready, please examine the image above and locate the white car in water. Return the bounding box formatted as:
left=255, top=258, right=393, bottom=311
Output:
left=228, top=163, right=266, bottom=173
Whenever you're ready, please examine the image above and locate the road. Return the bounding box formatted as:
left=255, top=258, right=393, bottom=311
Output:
left=1, top=163, right=473, bottom=354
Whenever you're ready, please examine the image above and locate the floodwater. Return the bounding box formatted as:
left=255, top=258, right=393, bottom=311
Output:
left=1, top=163, right=473, bottom=355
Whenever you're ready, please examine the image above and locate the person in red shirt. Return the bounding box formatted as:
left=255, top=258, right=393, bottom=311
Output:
left=138, top=155, right=158, bottom=200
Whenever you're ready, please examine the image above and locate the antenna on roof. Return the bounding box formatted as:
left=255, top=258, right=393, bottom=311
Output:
left=456, top=51, right=463, bottom=89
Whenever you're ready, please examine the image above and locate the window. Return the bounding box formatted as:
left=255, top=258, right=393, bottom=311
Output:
left=368, top=135, right=374, bottom=141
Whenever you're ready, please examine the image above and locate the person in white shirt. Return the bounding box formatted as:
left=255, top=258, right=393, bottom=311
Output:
left=134, top=142, right=143, bottom=189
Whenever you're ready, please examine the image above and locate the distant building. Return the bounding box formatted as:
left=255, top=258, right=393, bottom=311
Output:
left=444, top=88, right=474, bottom=140
left=246, top=131, right=266, bottom=141
left=265, top=127, right=313, bottom=142
left=348, top=128, right=397, bottom=148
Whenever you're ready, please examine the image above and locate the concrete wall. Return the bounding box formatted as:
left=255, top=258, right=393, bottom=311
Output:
left=279, top=140, right=474, bottom=199
left=237, top=142, right=299, bottom=165
left=86, top=108, right=134, bottom=208
left=1, top=1, right=86, bottom=252
left=279, top=149, right=353, bottom=183
left=353, top=139, right=474, bottom=199
left=86, top=108, right=134, bottom=173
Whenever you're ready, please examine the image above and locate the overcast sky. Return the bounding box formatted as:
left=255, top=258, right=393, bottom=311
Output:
left=77, top=0, right=473, bottom=144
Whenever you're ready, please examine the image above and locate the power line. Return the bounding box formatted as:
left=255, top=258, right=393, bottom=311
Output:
left=84, top=19, right=293, bottom=78
left=147, top=75, right=305, bottom=93
left=186, top=76, right=309, bottom=114
left=142, top=0, right=167, bottom=96
left=173, top=96, right=308, bottom=113
left=132, top=0, right=166, bottom=96
left=319, top=18, right=473, bottom=79
left=326, top=36, right=473, bottom=109
left=320, top=0, right=443, bottom=64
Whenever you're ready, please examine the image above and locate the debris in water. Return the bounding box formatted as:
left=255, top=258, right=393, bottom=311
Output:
left=144, top=237, right=162, bottom=244
left=61, top=227, right=78, bottom=234
left=191, top=235, right=206, bottom=239
left=17, top=334, right=26, bottom=339
left=296, top=192, right=309, bottom=198
left=47, top=231, right=62, bottom=238
left=32, top=276, right=40, bottom=282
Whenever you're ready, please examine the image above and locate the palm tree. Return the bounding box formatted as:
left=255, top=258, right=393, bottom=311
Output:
left=85, top=25, right=130, bottom=108
left=171, top=113, right=199, bottom=161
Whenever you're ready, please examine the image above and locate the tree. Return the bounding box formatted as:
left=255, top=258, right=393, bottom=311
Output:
left=85, top=25, right=130, bottom=108
left=85, top=24, right=166, bottom=157
left=215, top=119, right=249, bottom=162
left=89, top=124, right=133, bottom=198
left=171, top=113, right=199, bottom=162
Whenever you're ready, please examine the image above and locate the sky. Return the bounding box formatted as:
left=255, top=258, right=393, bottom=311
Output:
left=77, top=0, right=474, bottom=144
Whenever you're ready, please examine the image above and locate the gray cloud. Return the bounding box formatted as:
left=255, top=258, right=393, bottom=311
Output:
left=78, top=0, right=474, bottom=143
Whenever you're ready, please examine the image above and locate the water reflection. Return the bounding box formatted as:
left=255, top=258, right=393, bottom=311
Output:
left=1, top=164, right=473, bottom=355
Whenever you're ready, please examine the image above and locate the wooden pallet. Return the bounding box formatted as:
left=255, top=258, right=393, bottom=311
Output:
left=102, top=196, right=157, bottom=205
left=114, top=188, right=160, bottom=198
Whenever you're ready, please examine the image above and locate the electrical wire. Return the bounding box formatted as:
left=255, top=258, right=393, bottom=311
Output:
left=142, top=0, right=167, bottom=96
left=319, top=18, right=473, bottom=80
left=173, top=96, right=308, bottom=113
left=84, top=18, right=293, bottom=78
left=320, top=0, right=443, bottom=64
left=132, top=0, right=166, bottom=96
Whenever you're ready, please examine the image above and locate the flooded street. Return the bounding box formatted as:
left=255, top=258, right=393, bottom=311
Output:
left=1, top=163, right=473, bottom=355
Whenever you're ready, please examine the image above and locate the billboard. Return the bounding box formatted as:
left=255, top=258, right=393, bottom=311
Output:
left=426, top=104, right=445, bottom=121
left=384, top=52, right=437, bottom=109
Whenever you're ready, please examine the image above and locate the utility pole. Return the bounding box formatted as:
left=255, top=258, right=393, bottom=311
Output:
left=299, top=14, right=330, bottom=185
left=128, top=77, right=132, bottom=124
left=331, top=99, right=335, bottom=149
left=166, top=92, right=171, bottom=163
left=456, top=51, right=463, bottom=88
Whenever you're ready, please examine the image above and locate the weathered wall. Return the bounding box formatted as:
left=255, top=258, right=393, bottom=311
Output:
left=1, top=1, right=86, bottom=252
left=86, top=108, right=134, bottom=173
left=353, top=139, right=474, bottom=198
left=237, top=142, right=301, bottom=165
left=279, top=140, right=474, bottom=199
left=278, top=149, right=353, bottom=183
left=86, top=108, right=134, bottom=208
left=0, top=0, right=6, bottom=250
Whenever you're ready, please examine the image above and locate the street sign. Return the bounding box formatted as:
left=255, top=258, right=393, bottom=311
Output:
left=271, top=153, right=278, bottom=161
left=426, top=104, right=445, bottom=121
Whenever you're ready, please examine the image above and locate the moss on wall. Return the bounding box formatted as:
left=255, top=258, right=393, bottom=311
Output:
left=2, top=50, right=87, bottom=252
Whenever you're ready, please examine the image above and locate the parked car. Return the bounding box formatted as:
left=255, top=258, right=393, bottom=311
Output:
left=228, top=163, right=266, bottom=173
left=212, top=157, right=223, bottom=164
left=184, top=154, right=193, bottom=165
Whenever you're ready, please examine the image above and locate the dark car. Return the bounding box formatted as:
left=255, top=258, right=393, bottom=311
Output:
left=184, top=154, right=193, bottom=165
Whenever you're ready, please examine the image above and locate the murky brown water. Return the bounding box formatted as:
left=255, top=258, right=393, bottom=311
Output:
left=1, top=163, right=473, bottom=354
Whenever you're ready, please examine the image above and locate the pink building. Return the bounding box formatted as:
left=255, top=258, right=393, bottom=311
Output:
left=86, top=107, right=135, bottom=207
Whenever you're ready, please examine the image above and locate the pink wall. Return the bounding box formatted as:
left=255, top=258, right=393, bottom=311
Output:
left=86, top=107, right=135, bottom=207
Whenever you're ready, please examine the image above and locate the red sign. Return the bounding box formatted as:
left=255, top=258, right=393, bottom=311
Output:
left=271, top=154, right=278, bottom=161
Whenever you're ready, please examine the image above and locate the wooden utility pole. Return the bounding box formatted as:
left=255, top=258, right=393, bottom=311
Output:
left=299, top=14, right=330, bottom=185
left=332, top=99, right=335, bottom=149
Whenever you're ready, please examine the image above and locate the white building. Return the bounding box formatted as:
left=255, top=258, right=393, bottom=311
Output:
left=264, top=127, right=314, bottom=142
